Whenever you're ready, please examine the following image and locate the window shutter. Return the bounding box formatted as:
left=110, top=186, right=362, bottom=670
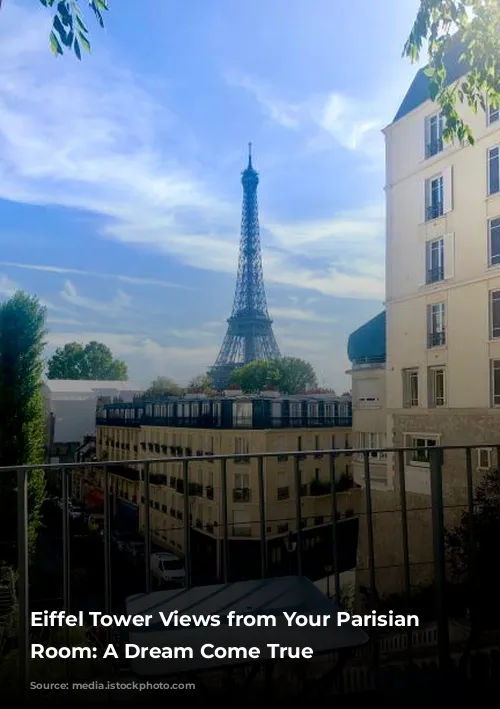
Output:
left=443, top=166, right=453, bottom=213
left=443, top=233, right=455, bottom=279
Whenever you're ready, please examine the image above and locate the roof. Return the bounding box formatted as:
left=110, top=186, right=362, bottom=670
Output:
left=43, top=379, right=144, bottom=394
left=393, top=33, right=467, bottom=123
left=347, top=311, right=386, bottom=365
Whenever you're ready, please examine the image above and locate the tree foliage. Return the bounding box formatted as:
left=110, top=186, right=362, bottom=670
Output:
left=186, top=374, right=214, bottom=394
left=47, top=341, right=128, bottom=381
left=0, top=292, right=47, bottom=554
left=445, top=469, right=500, bottom=623
left=37, top=0, right=108, bottom=59
left=229, top=357, right=317, bottom=395
left=144, top=376, right=183, bottom=397
left=405, top=0, right=500, bottom=144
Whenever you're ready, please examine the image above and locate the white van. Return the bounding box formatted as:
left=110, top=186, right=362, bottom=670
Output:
left=151, top=552, right=185, bottom=585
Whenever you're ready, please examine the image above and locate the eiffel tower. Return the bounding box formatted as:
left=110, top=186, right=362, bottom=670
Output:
left=209, top=144, right=281, bottom=390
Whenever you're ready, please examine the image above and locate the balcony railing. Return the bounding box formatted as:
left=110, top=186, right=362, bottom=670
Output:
left=425, top=202, right=444, bottom=221
left=426, top=266, right=444, bottom=284
left=5, top=443, right=499, bottom=699
left=428, top=330, right=446, bottom=348
left=425, top=137, right=443, bottom=158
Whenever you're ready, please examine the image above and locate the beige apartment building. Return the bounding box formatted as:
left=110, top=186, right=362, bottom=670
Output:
left=349, top=46, right=500, bottom=597
left=95, top=394, right=358, bottom=581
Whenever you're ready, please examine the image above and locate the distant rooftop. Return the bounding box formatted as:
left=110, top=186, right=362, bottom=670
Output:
left=347, top=312, right=386, bottom=366
left=43, top=379, right=144, bottom=394
left=393, top=33, right=467, bottom=123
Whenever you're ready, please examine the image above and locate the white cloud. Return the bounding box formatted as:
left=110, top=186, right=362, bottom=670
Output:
left=45, top=331, right=219, bottom=384
left=0, top=2, right=384, bottom=308
left=225, top=73, right=301, bottom=129
left=269, top=306, right=337, bottom=324
left=0, top=261, right=191, bottom=290
left=0, top=274, right=18, bottom=297
left=60, top=280, right=132, bottom=315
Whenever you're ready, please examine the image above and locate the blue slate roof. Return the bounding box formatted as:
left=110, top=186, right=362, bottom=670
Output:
left=393, top=34, right=467, bottom=123
left=347, top=311, right=386, bottom=365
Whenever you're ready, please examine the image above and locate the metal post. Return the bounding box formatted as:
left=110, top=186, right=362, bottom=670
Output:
left=103, top=466, right=111, bottom=613
left=221, top=458, right=229, bottom=583
left=182, top=460, right=191, bottom=588
left=294, top=455, right=303, bottom=577
left=363, top=452, right=376, bottom=602
left=143, top=462, right=151, bottom=593
left=17, top=467, right=29, bottom=697
left=430, top=447, right=450, bottom=670
left=329, top=452, right=340, bottom=602
left=258, top=456, right=267, bottom=578
left=62, top=466, right=71, bottom=614
left=61, top=465, right=71, bottom=678
left=465, top=448, right=475, bottom=582
left=397, top=451, right=413, bottom=663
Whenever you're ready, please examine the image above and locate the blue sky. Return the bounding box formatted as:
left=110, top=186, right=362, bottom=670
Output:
left=0, top=0, right=421, bottom=389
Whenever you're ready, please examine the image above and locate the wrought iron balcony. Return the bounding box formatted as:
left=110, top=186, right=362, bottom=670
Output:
left=425, top=138, right=443, bottom=158
left=96, top=415, right=353, bottom=430
left=428, top=330, right=446, bottom=348
left=426, top=266, right=444, bottom=284
left=5, top=443, right=496, bottom=699
left=425, top=202, right=444, bottom=221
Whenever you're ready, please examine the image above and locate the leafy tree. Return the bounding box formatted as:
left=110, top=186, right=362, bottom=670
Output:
left=405, top=0, right=500, bottom=145
left=47, top=341, right=128, bottom=380
left=187, top=374, right=215, bottom=394
left=36, top=0, right=108, bottom=59
left=0, top=292, right=47, bottom=554
left=229, top=361, right=279, bottom=394
left=229, top=357, right=317, bottom=395
left=145, top=376, right=183, bottom=397
left=274, top=356, right=318, bottom=395
left=445, top=469, right=500, bottom=626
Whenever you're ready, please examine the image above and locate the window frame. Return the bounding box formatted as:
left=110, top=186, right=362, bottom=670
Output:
left=477, top=447, right=492, bottom=470
left=426, top=237, right=445, bottom=284
left=489, top=217, right=500, bottom=267
left=425, top=111, right=445, bottom=158
left=427, top=302, right=446, bottom=348
left=404, top=434, right=439, bottom=468
left=428, top=367, right=446, bottom=407
left=488, top=145, right=500, bottom=196
left=425, top=174, right=444, bottom=221
left=402, top=368, right=419, bottom=408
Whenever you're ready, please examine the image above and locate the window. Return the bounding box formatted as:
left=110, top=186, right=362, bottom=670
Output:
left=427, top=302, right=446, bottom=347
left=428, top=367, right=446, bottom=407
left=233, top=402, right=252, bottom=427
left=488, top=146, right=500, bottom=195
left=234, top=437, right=249, bottom=455
left=402, top=369, right=419, bottom=407
left=355, top=378, right=380, bottom=408
left=358, top=432, right=387, bottom=460
left=477, top=448, right=492, bottom=470
left=426, top=237, right=444, bottom=283
left=490, top=290, right=500, bottom=339
left=425, top=112, right=444, bottom=158
left=489, top=103, right=499, bottom=126
left=289, top=402, right=302, bottom=419
left=425, top=174, right=444, bottom=220
left=491, top=360, right=500, bottom=406
left=489, top=218, right=500, bottom=266
left=405, top=435, right=438, bottom=467
left=234, top=473, right=249, bottom=493
left=308, top=402, right=319, bottom=419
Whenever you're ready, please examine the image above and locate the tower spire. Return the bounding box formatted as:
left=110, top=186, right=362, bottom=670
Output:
left=208, top=145, right=281, bottom=390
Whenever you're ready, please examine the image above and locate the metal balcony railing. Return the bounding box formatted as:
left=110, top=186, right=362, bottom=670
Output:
left=426, top=266, right=444, bottom=284
left=425, top=202, right=444, bottom=221
left=5, top=443, right=500, bottom=696
left=425, top=137, right=443, bottom=158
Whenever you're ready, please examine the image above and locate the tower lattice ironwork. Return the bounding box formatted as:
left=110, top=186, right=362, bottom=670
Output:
left=209, top=144, right=280, bottom=390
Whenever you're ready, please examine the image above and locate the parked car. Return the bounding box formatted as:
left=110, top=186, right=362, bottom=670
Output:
left=151, top=552, right=185, bottom=586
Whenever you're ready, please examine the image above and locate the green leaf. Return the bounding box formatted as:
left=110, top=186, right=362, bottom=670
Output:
left=78, top=32, right=91, bottom=53
left=75, top=15, right=88, bottom=33
left=73, top=36, right=82, bottom=60
left=49, top=30, right=63, bottom=56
